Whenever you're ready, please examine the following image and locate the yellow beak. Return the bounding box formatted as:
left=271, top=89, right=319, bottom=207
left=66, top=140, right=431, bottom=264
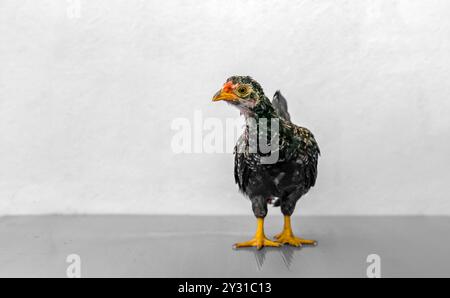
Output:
left=212, top=90, right=238, bottom=102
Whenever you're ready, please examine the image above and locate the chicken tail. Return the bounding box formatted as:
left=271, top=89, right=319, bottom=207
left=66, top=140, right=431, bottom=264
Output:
left=272, top=90, right=291, bottom=122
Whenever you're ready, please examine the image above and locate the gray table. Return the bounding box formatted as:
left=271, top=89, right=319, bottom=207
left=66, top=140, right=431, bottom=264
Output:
left=0, top=215, right=448, bottom=277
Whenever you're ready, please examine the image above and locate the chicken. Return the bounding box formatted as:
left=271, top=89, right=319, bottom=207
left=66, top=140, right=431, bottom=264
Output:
left=212, top=76, right=320, bottom=249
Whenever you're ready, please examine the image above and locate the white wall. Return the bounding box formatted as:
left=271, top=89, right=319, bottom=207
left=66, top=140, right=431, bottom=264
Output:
left=1, top=0, right=450, bottom=215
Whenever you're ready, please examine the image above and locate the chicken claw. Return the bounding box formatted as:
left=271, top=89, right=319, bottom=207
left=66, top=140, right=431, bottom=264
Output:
left=233, top=218, right=282, bottom=250
left=274, top=216, right=317, bottom=247
left=234, top=237, right=282, bottom=250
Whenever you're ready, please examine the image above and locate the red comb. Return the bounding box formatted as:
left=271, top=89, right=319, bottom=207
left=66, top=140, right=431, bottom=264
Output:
left=222, top=81, right=234, bottom=92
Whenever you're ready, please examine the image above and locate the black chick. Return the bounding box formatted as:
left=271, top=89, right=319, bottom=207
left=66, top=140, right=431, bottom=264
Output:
left=213, top=76, right=320, bottom=249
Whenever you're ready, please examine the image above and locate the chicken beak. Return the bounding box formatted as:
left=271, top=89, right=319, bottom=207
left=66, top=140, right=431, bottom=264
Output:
left=212, top=89, right=238, bottom=102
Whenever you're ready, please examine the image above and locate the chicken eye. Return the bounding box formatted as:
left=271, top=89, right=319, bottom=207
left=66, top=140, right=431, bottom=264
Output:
left=235, top=85, right=251, bottom=97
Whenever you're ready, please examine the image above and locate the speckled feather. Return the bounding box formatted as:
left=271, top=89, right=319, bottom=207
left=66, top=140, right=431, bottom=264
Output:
left=228, top=76, right=320, bottom=217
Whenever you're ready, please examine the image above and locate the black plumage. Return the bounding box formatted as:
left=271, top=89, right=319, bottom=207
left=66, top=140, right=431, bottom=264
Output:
left=213, top=76, right=320, bottom=249
left=231, top=78, right=319, bottom=217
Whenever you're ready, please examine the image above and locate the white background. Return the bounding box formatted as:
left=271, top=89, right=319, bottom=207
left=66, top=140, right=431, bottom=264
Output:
left=1, top=0, right=449, bottom=215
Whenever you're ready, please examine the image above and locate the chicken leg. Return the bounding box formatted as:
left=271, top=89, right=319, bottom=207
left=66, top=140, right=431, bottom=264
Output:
left=234, top=218, right=281, bottom=250
left=274, top=216, right=317, bottom=247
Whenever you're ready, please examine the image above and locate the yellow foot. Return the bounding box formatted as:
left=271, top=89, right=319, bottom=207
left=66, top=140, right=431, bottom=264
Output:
left=234, top=237, right=282, bottom=250
left=274, top=216, right=317, bottom=247
left=274, top=232, right=317, bottom=247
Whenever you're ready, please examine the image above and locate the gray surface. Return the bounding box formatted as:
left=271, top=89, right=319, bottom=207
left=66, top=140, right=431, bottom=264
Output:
left=0, top=215, right=449, bottom=277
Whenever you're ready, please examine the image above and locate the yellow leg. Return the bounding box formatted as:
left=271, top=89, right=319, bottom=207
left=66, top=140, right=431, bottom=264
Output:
left=234, top=218, right=282, bottom=250
left=274, top=216, right=317, bottom=247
